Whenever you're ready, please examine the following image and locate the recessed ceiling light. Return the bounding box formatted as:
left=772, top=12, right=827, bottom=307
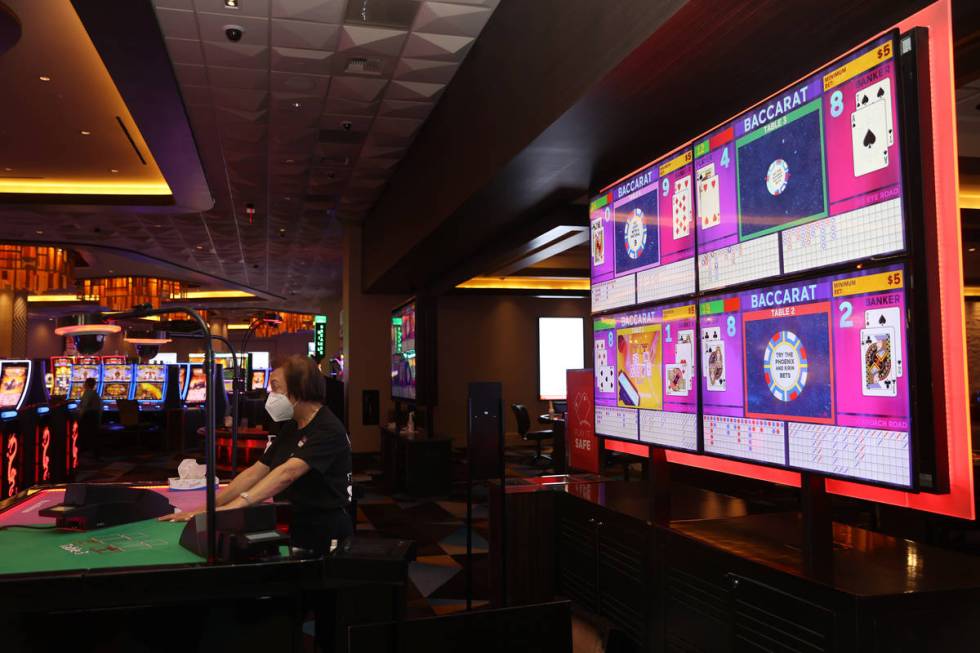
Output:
left=196, top=245, right=204, bottom=250
left=291, top=102, right=301, bottom=108
left=109, top=168, right=119, bottom=174
left=35, top=230, right=44, bottom=235
left=970, top=247, right=977, bottom=253
left=80, top=130, right=91, bottom=136
left=2, top=167, right=12, bottom=172
left=285, top=159, right=294, bottom=164
left=39, top=75, right=51, bottom=82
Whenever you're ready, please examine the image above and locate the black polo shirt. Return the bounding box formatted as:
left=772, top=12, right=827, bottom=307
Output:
left=259, top=406, right=351, bottom=516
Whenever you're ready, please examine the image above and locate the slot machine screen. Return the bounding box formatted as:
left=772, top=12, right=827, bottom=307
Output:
left=69, top=361, right=101, bottom=400
left=51, top=357, right=72, bottom=397
left=0, top=362, right=29, bottom=409
left=101, top=364, right=133, bottom=401
left=186, top=365, right=207, bottom=404
left=134, top=364, right=166, bottom=402
left=250, top=370, right=268, bottom=390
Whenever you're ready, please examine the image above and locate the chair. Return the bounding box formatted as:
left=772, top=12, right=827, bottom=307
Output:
left=117, top=399, right=162, bottom=450
left=511, top=404, right=553, bottom=467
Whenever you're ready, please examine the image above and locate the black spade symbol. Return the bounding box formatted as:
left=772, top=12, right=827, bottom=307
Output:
left=878, top=315, right=887, bottom=325
left=861, top=94, right=868, bottom=105
left=877, top=87, right=885, bottom=99
left=863, top=129, right=877, bottom=149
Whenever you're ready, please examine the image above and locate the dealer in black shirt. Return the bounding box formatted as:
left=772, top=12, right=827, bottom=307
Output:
left=161, top=354, right=353, bottom=553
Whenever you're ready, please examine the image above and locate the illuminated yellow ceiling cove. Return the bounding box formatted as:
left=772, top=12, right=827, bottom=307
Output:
left=0, top=1, right=171, bottom=197
left=456, top=277, right=590, bottom=291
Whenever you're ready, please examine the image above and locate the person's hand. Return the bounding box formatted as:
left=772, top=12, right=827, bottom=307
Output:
left=158, top=509, right=200, bottom=522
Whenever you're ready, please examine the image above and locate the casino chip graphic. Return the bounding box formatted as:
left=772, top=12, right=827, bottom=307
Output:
left=624, top=208, right=647, bottom=259
left=763, top=330, right=808, bottom=402
left=766, top=158, right=790, bottom=196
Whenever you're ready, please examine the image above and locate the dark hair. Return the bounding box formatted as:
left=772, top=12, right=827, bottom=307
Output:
left=281, top=355, right=324, bottom=403
left=84, top=378, right=96, bottom=389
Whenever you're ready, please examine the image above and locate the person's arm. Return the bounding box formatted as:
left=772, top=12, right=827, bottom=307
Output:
left=158, top=460, right=272, bottom=521
left=219, top=458, right=310, bottom=511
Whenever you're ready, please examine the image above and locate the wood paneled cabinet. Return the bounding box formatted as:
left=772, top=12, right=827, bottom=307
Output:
left=556, top=493, right=653, bottom=649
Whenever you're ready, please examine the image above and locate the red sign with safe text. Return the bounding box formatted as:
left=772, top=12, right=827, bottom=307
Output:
left=566, top=369, right=599, bottom=473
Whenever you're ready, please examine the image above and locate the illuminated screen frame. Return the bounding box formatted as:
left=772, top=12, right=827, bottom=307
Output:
left=391, top=299, right=417, bottom=402
left=589, top=2, right=973, bottom=518
left=0, top=360, right=32, bottom=410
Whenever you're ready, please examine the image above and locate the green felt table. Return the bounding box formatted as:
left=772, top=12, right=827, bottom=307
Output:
left=0, top=518, right=203, bottom=576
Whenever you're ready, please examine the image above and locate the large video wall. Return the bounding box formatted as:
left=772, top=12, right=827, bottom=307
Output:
left=590, top=31, right=920, bottom=489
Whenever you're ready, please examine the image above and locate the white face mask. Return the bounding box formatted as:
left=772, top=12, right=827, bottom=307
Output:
left=265, top=392, right=295, bottom=422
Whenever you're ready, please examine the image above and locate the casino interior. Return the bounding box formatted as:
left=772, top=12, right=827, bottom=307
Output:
left=3, top=0, right=980, bottom=651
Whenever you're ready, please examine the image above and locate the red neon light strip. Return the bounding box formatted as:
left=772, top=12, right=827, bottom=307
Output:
left=604, top=439, right=649, bottom=458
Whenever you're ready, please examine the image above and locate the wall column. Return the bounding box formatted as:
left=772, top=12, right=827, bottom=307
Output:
left=0, top=290, right=28, bottom=358
left=342, top=222, right=400, bottom=453
left=209, top=317, right=230, bottom=353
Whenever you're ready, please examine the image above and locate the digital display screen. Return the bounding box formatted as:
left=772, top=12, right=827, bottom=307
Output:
left=590, top=34, right=904, bottom=304
left=186, top=365, right=206, bottom=404
left=51, top=358, right=72, bottom=396
left=590, top=149, right=696, bottom=312
left=102, top=364, right=133, bottom=384
left=699, top=264, right=911, bottom=487
left=69, top=364, right=100, bottom=400
left=134, top=382, right=163, bottom=401
left=694, top=34, right=903, bottom=292
left=251, top=370, right=268, bottom=390
left=178, top=364, right=188, bottom=400
left=391, top=302, right=416, bottom=400
left=102, top=382, right=131, bottom=401
left=593, top=302, right=698, bottom=451
left=0, top=362, right=29, bottom=409
left=136, top=364, right=165, bottom=383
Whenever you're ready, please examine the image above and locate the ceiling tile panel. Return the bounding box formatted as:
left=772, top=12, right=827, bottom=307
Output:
left=196, top=13, right=270, bottom=45
left=401, top=32, right=474, bottom=61
left=378, top=99, right=434, bottom=120
left=413, top=2, right=492, bottom=36
left=194, top=0, right=271, bottom=17
left=271, top=18, right=340, bottom=50
left=205, top=65, right=269, bottom=89
left=271, top=0, right=345, bottom=23
left=393, top=57, right=458, bottom=83
left=156, top=8, right=200, bottom=39
left=385, top=80, right=444, bottom=101
left=271, top=46, right=334, bottom=74
left=328, top=76, right=389, bottom=102
left=337, top=25, right=409, bottom=57
left=173, top=63, right=209, bottom=86
left=203, top=41, right=270, bottom=69
left=165, top=37, right=205, bottom=65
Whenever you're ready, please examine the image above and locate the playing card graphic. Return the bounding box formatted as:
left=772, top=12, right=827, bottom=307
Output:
left=856, top=78, right=893, bottom=146
left=673, top=176, right=692, bottom=240
left=595, top=339, right=608, bottom=368
left=597, top=365, right=615, bottom=393
left=851, top=101, right=889, bottom=177
left=697, top=163, right=720, bottom=229
left=701, top=327, right=726, bottom=391
left=861, top=327, right=897, bottom=397
left=591, top=219, right=605, bottom=266
left=864, top=307, right=903, bottom=377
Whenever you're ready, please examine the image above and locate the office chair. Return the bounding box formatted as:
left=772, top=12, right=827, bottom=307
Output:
left=511, top=404, right=553, bottom=467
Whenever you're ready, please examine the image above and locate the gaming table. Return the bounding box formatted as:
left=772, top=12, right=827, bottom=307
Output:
left=0, top=485, right=414, bottom=652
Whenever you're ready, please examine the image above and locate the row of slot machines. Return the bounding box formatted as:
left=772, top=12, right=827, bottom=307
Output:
left=49, top=356, right=270, bottom=409
left=1, top=357, right=272, bottom=499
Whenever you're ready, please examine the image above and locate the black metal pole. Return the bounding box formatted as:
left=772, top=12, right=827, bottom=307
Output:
left=111, top=305, right=216, bottom=563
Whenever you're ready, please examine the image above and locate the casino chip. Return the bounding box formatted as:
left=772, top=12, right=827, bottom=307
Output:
left=624, top=208, right=647, bottom=259
left=763, top=330, right=807, bottom=402
left=766, top=158, right=790, bottom=196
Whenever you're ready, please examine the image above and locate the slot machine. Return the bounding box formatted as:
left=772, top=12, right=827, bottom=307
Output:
left=101, top=362, right=135, bottom=410
left=0, top=360, right=32, bottom=498
left=133, top=363, right=167, bottom=412
left=68, top=356, right=102, bottom=401
left=49, top=356, right=72, bottom=399
left=249, top=369, right=269, bottom=392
